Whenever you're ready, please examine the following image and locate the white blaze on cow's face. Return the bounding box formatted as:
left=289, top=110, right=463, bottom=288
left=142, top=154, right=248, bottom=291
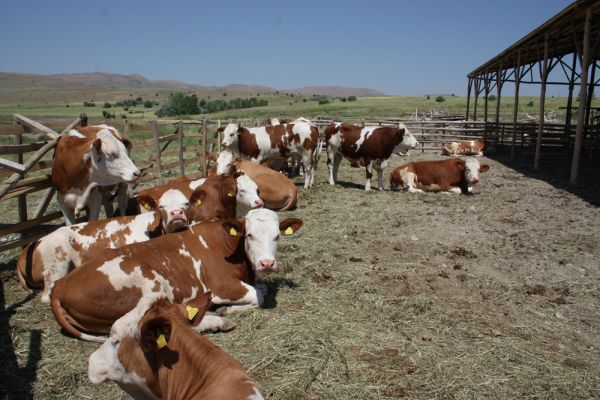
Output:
left=464, top=158, right=490, bottom=186
left=216, top=149, right=234, bottom=175
left=88, top=294, right=163, bottom=399
left=90, top=129, right=140, bottom=184
left=242, top=209, right=302, bottom=277
left=221, top=123, right=240, bottom=149
left=395, top=124, right=419, bottom=154
left=236, top=175, right=263, bottom=210
left=158, top=189, right=190, bottom=232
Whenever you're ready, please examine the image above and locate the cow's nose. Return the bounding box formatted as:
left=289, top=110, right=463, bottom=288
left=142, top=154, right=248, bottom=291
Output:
left=255, top=199, right=264, bottom=207
left=260, top=259, right=275, bottom=269
left=170, top=209, right=184, bottom=219
left=472, top=177, right=479, bottom=183
left=133, top=170, right=141, bottom=178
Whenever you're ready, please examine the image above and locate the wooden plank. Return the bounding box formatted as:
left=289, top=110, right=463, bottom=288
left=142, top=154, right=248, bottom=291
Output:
left=201, top=119, right=207, bottom=177
left=0, top=210, right=63, bottom=237
left=3, top=181, right=53, bottom=200
left=158, top=133, right=179, bottom=143
left=0, top=227, right=58, bottom=253
left=34, top=187, right=56, bottom=218
left=0, top=157, right=26, bottom=173
left=13, top=114, right=60, bottom=139
left=0, top=142, right=47, bottom=155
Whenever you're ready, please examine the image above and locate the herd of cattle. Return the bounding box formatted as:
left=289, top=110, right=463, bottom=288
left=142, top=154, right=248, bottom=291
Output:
left=13, top=118, right=490, bottom=399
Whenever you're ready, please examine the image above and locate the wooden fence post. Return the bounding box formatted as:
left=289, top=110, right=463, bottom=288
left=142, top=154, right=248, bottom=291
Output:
left=178, top=121, right=185, bottom=176
left=15, top=131, right=27, bottom=223
left=201, top=119, right=207, bottom=176
left=150, top=120, right=163, bottom=184
left=217, top=120, right=222, bottom=153
left=123, top=119, right=129, bottom=136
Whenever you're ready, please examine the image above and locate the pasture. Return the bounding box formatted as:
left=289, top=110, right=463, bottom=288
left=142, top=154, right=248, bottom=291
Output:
left=1, top=151, right=599, bottom=399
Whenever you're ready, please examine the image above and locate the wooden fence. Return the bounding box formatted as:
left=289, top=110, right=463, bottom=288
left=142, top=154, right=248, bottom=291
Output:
left=1, top=114, right=598, bottom=254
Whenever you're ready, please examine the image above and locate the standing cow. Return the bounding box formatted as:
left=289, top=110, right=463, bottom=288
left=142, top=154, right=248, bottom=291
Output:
left=52, top=125, right=140, bottom=224
left=324, top=123, right=418, bottom=190
left=220, top=118, right=319, bottom=188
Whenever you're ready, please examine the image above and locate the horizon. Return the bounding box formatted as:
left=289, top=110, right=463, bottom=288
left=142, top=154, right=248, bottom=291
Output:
left=0, top=0, right=573, bottom=96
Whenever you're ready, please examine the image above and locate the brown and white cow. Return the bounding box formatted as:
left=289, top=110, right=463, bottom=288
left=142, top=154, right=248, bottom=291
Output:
left=390, top=157, right=490, bottom=194
left=88, top=293, right=264, bottom=400
left=325, top=123, right=418, bottom=190
left=442, top=139, right=486, bottom=157
left=52, top=124, right=140, bottom=225
left=17, top=174, right=252, bottom=303
left=137, top=173, right=263, bottom=218
left=220, top=118, right=319, bottom=188
left=50, top=209, right=303, bottom=341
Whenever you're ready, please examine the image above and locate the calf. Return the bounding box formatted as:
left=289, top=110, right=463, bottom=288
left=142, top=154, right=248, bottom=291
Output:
left=88, top=292, right=263, bottom=400
left=137, top=173, right=263, bottom=218
left=325, top=123, right=418, bottom=190
left=220, top=118, right=319, bottom=188
left=50, top=209, right=303, bottom=341
left=52, top=124, right=140, bottom=225
left=390, top=158, right=490, bottom=194
left=442, top=139, right=486, bottom=156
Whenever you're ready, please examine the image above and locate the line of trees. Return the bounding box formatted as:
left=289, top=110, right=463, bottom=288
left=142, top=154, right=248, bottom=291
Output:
left=156, top=93, right=268, bottom=117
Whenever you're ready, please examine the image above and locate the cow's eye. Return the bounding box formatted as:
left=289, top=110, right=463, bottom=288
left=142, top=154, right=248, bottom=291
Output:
left=275, top=234, right=280, bottom=241
left=158, top=205, right=165, bottom=209
left=246, top=233, right=253, bottom=239
left=183, top=202, right=189, bottom=207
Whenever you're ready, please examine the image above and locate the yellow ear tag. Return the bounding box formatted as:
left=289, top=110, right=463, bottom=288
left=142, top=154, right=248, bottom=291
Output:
left=186, top=305, right=199, bottom=321
left=227, top=192, right=234, bottom=197
left=229, top=227, right=238, bottom=236
left=156, top=334, right=167, bottom=349
left=284, top=227, right=294, bottom=235
left=142, top=202, right=152, bottom=210
left=195, top=199, right=202, bottom=206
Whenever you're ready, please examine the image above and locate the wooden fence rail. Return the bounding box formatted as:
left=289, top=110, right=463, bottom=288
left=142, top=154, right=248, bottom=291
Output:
left=1, top=115, right=598, bottom=254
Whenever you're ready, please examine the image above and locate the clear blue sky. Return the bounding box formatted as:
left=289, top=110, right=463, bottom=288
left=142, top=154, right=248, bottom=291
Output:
left=0, top=0, right=573, bottom=95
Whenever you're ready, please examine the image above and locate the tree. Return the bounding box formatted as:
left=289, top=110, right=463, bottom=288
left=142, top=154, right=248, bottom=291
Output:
left=348, top=96, right=357, bottom=102
left=103, top=101, right=112, bottom=108
left=143, top=100, right=153, bottom=108
left=435, top=96, right=445, bottom=103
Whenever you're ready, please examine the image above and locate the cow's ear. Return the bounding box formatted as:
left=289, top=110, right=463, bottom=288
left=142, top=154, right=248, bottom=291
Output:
left=237, top=124, right=244, bottom=133
left=280, top=218, right=303, bottom=236
left=222, top=219, right=245, bottom=237
left=480, top=164, right=490, bottom=173
left=138, top=195, right=158, bottom=211
left=140, top=316, right=171, bottom=353
left=147, top=211, right=163, bottom=237
left=189, top=189, right=207, bottom=207
left=233, top=169, right=245, bottom=179
left=180, top=292, right=212, bottom=326
left=92, top=138, right=103, bottom=155
left=121, top=138, right=133, bottom=152
left=216, top=127, right=225, bottom=133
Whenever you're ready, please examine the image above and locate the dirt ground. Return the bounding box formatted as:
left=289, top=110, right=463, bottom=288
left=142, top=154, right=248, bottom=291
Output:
left=1, top=152, right=599, bottom=399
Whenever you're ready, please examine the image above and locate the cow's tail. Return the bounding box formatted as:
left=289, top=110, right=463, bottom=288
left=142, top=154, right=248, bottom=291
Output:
left=16, top=241, right=40, bottom=290
left=279, top=190, right=298, bottom=212
left=51, top=284, right=107, bottom=343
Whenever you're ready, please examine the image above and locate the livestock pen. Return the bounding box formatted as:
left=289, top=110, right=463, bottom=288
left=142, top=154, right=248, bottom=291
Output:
left=1, top=114, right=599, bottom=399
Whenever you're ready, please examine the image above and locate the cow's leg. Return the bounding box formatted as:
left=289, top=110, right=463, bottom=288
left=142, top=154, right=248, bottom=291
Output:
left=364, top=161, right=373, bottom=191
left=115, top=182, right=129, bottom=216
left=193, top=312, right=236, bottom=333
left=373, top=159, right=388, bottom=190
left=87, top=189, right=103, bottom=221
left=327, top=149, right=342, bottom=185
left=57, top=195, right=76, bottom=226
left=448, top=187, right=462, bottom=194
left=302, top=151, right=313, bottom=189
left=213, top=282, right=264, bottom=315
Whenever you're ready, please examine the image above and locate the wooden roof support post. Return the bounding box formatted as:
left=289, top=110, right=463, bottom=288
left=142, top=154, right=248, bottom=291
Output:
left=585, top=60, right=597, bottom=126
left=201, top=119, right=208, bottom=177
left=564, top=52, right=578, bottom=143
left=570, top=6, right=592, bottom=184
left=512, top=50, right=522, bottom=160
left=473, top=77, right=480, bottom=121
left=466, top=77, right=472, bottom=120
left=495, top=67, right=503, bottom=128
left=483, top=74, right=490, bottom=139
left=535, top=33, right=550, bottom=170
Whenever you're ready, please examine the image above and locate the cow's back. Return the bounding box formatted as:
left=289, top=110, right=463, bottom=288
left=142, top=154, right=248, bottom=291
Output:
left=236, top=160, right=297, bottom=211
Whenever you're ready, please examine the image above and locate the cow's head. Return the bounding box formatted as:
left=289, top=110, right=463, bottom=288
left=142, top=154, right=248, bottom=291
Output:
left=395, top=123, right=419, bottom=154
left=137, top=189, right=189, bottom=233
left=88, top=292, right=212, bottom=399
left=464, top=158, right=490, bottom=186
left=235, top=172, right=263, bottom=211
left=89, top=128, right=140, bottom=183
left=233, top=208, right=303, bottom=277
left=221, top=123, right=241, bottom=149
left=216, top=149, right=234, bottom=175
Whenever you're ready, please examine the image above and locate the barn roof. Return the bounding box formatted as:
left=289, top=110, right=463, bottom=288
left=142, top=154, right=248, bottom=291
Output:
left=469, top=0, right=600, bottom=77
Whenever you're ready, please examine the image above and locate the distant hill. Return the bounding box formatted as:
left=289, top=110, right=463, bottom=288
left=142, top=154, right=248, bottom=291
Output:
left=0, top=72, right=386, bottom=97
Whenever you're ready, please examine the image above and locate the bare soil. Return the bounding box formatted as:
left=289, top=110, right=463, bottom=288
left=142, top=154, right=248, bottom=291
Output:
left=1, top=153, right=599, bottom=399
